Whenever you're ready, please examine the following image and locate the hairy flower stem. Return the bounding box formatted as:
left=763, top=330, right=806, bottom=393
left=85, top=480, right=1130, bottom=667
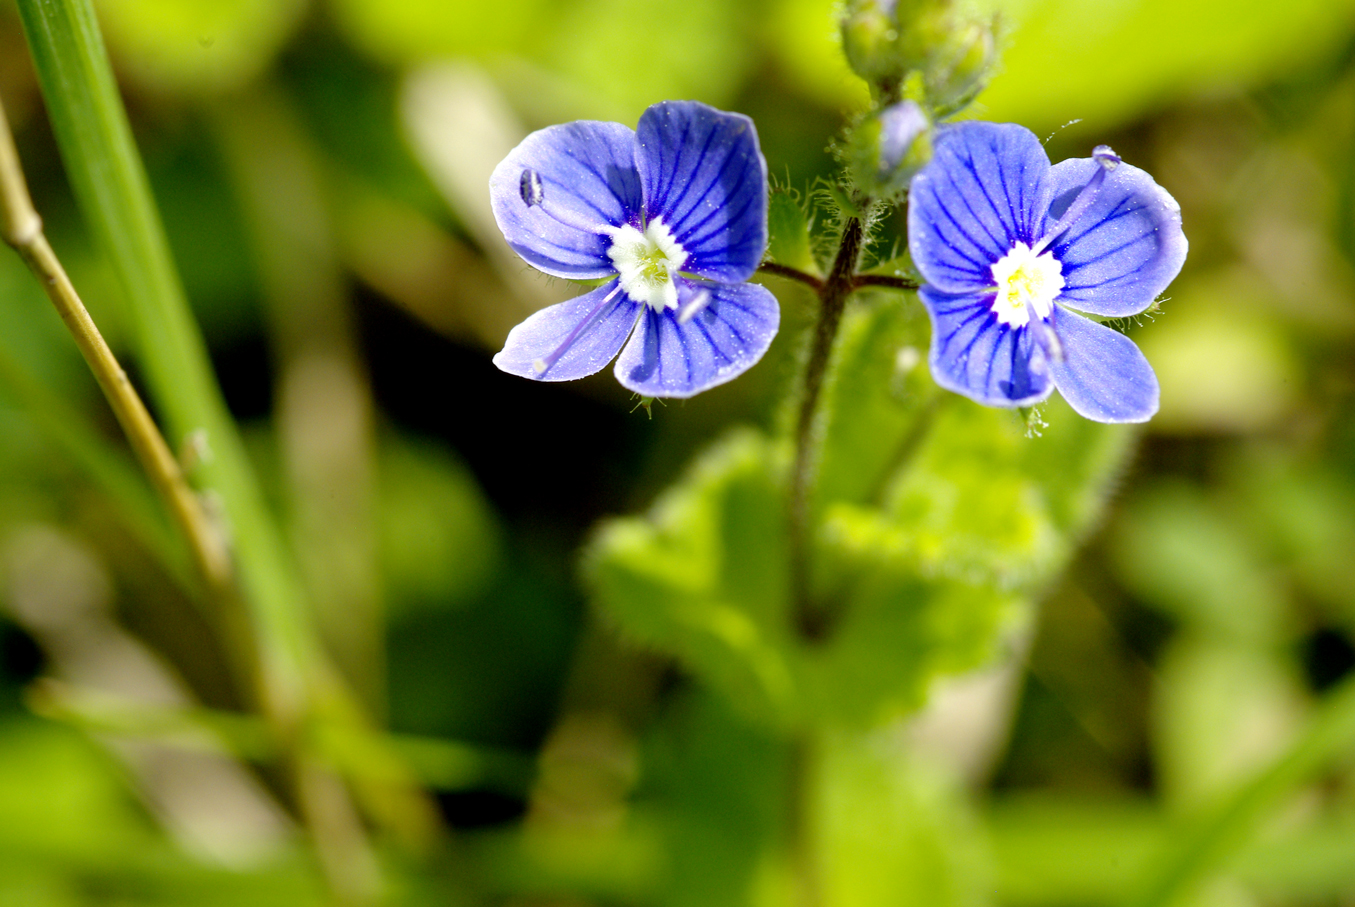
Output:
left=790, top=216, right=864, bottom=640
left=758, top=261, right=825, bottom=291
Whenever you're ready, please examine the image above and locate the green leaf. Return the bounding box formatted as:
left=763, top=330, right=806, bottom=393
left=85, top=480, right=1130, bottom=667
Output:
left=92, top=0, right=307, bottom=95
left=589, top=348, right=1135, bottom=730
left=587, top=429, right=1019, bottom=728
left=767, top=189, right=820, bottom=277
left=378, top=433, right=503, bottom=616
left=815, top=731, right=991, bottom=907
left=328, top=0, right=551, bottom=64
left=587, top=431, right=800, bottom=727
left=813, top=294, right=933, bottom=513
left=982, top=0, right=1355, bottom=131
left=1111, top=480, right=1290, bottom=642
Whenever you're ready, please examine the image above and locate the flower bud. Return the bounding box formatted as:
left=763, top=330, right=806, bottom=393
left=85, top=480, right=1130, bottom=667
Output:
left=846, top=99, right=931, bottom=200
left=924, top=16, right=998, bottom=113
left=841, top=0, right=904, bottom=86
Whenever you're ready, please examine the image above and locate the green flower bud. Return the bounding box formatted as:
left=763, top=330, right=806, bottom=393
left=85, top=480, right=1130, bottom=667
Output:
left=841, top=0, right=904, bottom=86
left=924, top=15, right=999, bottom=113
left=846, top=100, right=931, bottom=200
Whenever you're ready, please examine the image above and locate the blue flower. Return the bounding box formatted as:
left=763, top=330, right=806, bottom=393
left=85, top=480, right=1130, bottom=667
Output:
left=489, top=100, right=779, bottom=398
left=908, top=121, right=1187, bottom=422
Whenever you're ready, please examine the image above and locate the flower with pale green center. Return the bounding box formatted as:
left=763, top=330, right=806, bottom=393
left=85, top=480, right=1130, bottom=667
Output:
left=908, top=122, right=1187, bottom=423
left=487, top=100, right=779, bottom=399
left=607, top=219, right=688, bottom=313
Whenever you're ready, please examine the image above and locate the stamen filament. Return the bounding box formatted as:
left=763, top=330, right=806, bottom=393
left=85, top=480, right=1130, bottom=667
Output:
left=1033, top=145, right=1121, bottom=253
left=1028, top=315, right=1064, bottom=365
left=518, top=167, right=617, bottom=237
left=677, top=288, right=712, bottom=324
left=532, top=283, right=624, bottom=375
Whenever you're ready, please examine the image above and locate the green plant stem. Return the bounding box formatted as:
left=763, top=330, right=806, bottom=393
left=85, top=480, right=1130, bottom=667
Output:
left=27, top=678, right=536, bottom=795
left=788, top=732, right=822, bottom=907
left=853, top=273, right=919, bottom=291
left=1127, top=671, right=1355, bottom=907
left=0, top=92, right=230, bottom=606
left=789, top=216, right=864, bottom=640
left=758, top=261, right=825, bottom=291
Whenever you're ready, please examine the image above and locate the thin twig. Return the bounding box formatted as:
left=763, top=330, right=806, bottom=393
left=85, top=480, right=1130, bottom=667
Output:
left=0, top=93, right=233, bottom=594
left=758, top=260, right=825, bottom=291
left=788, top=217, right=864, bottom=640
left=852, top=273, right=919, bottom=291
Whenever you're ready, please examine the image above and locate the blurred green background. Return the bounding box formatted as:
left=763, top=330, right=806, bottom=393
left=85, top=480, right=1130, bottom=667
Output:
left=1, top=0, right=1355, bottom=904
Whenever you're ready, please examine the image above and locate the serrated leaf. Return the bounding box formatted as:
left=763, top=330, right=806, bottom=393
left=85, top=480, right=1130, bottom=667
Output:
left=766, top=190, right=820, bottom=276
left=589, top=314, right=1137, bottom=730
left=587, top=431, right=800, bottom=727
left=814, top=295, right=934, bottom=512
left=588, top=430, right=1019, bottom=728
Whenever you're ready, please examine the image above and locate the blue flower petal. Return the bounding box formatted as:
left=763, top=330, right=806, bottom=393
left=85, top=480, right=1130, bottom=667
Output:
left=1039, top=158, right=1187, bottom=317
left=613, top=280, right=780, bottom=398
left=490, top=121, right=643, bottom=279
left=1047, top=305, right=1159, bottom=422
left=492, top=280, right=641, bottom=381
left=909, top=121, right=1050, bottom=294
left=920, top=285, right=1053, bottom=407
left=635, top=101, right=768, bottom=283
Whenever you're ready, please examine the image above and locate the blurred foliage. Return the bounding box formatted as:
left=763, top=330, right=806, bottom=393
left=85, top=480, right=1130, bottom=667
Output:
left=0, top=0, right=1352, bottom=905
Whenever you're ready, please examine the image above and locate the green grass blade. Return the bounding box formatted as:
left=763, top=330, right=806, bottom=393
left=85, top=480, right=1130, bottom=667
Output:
left=15, top=0, right=315, bottom=715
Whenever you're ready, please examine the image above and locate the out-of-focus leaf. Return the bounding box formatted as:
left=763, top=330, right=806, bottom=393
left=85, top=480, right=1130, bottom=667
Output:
left=766, top=0, right=870, bottom=112
left=809, top=505, right=1023, bottom=723
left=1153, top=637, right=1308, bottom=809
left=327, top=0, right=550, bottom=66
left=0, top=718, right=152, bottom=860
left=0, top=718, right=332, bottom=903
left=869, top=396, right=1122, bottom=589
left=1112, top=480, right=1291, bottom=642
left=813, top=295, right=934, bottom=513
left=1137, top=279, right=1300, bottom=435
left=767, top=189, right=820, bottom=276
left=983, top=0, right=1355, bottom=131
left=816, top=732, right=991, bottom=907
left=543, top=0, right=748, bottom=120
left=638, top=691, right=786, bottom=907
left=378, top=433, right=503, bottom=615
left=588, top=431, right=799, bottom=727
left=769, top=0, right=1355, bottom=131
left=94, top=0, right=307, bottom=94
left=590, top=281, right=1134, bottom=727
left=1226, top=451, right=1355, bottom=624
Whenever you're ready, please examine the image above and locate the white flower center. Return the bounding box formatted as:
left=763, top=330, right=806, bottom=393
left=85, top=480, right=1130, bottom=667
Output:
left=989, top=241, right=1064, bottom=328
left=608, top=218, right=688, bottom=311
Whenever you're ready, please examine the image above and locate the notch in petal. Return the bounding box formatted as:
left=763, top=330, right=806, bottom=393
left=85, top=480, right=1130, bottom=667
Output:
left=490, top=121, right=643, bottom=279
left=635, top=101, right=769, bottom=284
left=908, top=121, right=1050, bottom=294
left=920, top=285, right=1053, bottom=407
left=1047, top=306, right=1159, bottom=422
left=614, top=281, right=780, bottom=398
left=1038, top=158, right=1187, bottom=318
left=493, top=280, right=640, bottom=381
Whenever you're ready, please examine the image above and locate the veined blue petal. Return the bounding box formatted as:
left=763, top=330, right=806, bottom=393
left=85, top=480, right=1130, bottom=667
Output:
left=908, top=121, right=1049, bottom=294
left=1038, top=158, right=1187, bottom=317
left=920, top=285, right=1053, bottom=407
left=490, top=121, right=643, bottom=279
left=613, top=280, right=780, bottom=398
left=635, top=101, right=768, bottom=284
left=1047, top=305, right=1159, bottom=422
left=493, top=280, right=641, bottom=381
